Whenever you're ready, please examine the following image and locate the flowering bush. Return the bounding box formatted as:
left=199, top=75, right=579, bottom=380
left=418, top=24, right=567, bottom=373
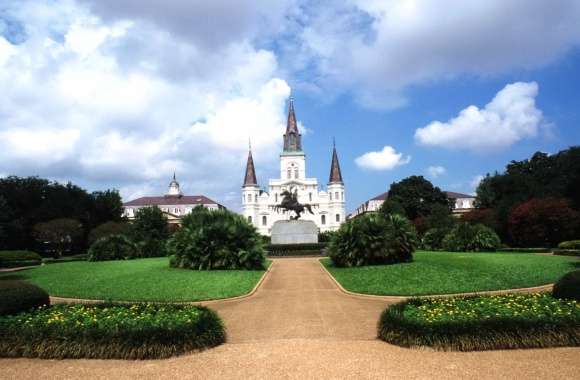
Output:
left=0, top=303, right=225, bottom=359
left=379, top=293, right=580, bottom=351
left=508, top=198, right=580, bottom=247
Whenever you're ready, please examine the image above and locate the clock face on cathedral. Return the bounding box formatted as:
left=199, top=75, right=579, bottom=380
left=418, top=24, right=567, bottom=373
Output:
left=242, top=98, right=345, bottom=236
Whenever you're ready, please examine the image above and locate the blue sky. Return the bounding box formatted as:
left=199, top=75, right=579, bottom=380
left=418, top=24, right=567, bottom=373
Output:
left=1, top=1, right=580, bottom=213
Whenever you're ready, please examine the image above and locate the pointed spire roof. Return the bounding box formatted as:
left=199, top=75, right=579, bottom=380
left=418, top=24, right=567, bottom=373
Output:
left=243, top=144, right=258, bottom=187
left=328, top=140, right=343, bottom=184
left=283, top=96, right=302, bottom=152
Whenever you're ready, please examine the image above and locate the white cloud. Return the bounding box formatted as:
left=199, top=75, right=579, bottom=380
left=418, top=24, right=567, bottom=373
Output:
left=283, top=0, right=580, bottom=109
left=426, top=165, right=446, bottom=178
left=0, top=0, right=291, bottom=210
left=355, top=146, right=410, bottom=171
left=414, top=82, right=542, bottom=151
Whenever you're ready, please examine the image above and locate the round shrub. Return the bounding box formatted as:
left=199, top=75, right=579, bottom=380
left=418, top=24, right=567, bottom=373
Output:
left=0, top=280, right=50, bottom=316
left=167, top=207, right=265, bottom=270
left=136, top=238, right=167, bottom=258
left=442, top=223, right=501, bottom=252
left=552, top=270, right=580, bottom=301
left=87, top=234, right=138, bottom=261
left=88, top=221, right=132, bottom=245
left=328, top=213, right=418, bottom=267
left=421, top=228, right=450, bottom=251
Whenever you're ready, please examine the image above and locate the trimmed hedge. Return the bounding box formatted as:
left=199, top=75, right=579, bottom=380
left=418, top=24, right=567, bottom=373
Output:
left=378, top=294, right=580, bottom=351
left=553, top=249, right=580, bottom=257
left=266, top=243, right=326, bottom=257
left=500, top=248, right=551, bottom=253
left=553, top=271, right=580, bottom=301
left=0, top=303, right=225, bottom=359
left=0, top=281, right=50, bottom=316
left=558, top=240, right=580, bottom=250
left=0, top=251, right=42, bottom=268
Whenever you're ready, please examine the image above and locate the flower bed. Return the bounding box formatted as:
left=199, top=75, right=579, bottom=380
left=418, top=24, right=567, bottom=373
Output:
left=378, top=293, right=580, bottom=351
left=0, top=303, right=225, bottom=359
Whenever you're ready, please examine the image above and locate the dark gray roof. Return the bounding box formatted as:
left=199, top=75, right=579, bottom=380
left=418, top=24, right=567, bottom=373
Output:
left=445, top=191, right=475, bottom=199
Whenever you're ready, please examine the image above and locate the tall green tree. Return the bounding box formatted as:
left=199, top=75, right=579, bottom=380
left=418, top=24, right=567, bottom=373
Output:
left=380, top=176, right=452, bottom=220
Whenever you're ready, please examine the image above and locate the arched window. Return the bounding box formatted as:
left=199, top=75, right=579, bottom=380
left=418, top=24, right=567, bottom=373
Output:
left=336, top=214, right=340, bottom=222
left=294, top=168, right=299, bottom=179
left=275, top=193, right=278, bottom=202
left=309, top=192, right=312, bottom=202
left=329, top=192, right=333, bottom=201
left=262, top=216, right=267, bottom=226
left=335, top=191, right=339, bottom=200
left=247, top=194, right=252, bottom=203
left=287, top=168, right=291, bottom=179
left=321, top=215, right=326, bottom=225
left=248, top=216, right=252, bottom=223
left=254, top=194, right=258, bottom=202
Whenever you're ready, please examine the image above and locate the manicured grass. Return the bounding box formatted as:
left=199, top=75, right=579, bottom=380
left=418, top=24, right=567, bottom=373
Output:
left=322, top=251, right=578, bottom=296
left=0, top=258, right=269, bottom=302
left=0, top=303, right=225, bottom=359
left=378, top=294, right=580, bottom=351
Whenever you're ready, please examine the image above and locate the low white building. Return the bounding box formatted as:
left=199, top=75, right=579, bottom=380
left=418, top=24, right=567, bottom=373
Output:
left=242, top=98, right=346, bottom=235
left=350, top=191, right=475, bottom=219
left=123, top=175, right=225, bottom=224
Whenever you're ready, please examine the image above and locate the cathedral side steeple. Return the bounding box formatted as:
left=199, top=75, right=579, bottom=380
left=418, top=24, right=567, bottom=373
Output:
left=243, top=143, right=258, bottom=187
left=283, top=97, right=302, bottom=152
left=328, top=140, right=344, bottom=184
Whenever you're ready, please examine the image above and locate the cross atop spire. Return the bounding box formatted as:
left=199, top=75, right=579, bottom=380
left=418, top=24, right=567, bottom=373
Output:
left=243, top=145, right=258, bottom=187
left=283, top=96, right=302, bottom=152
left=328, top=141, right=343, bottom=184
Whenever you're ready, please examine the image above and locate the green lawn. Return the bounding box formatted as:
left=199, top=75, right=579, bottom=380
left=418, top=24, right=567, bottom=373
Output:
left=322, top=251, right=578, bottom=296
left=0, top=258, right=269, bottom=302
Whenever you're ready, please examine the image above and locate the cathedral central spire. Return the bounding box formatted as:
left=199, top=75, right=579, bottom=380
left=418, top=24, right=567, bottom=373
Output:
left=283, top=97, right=302, bottom=152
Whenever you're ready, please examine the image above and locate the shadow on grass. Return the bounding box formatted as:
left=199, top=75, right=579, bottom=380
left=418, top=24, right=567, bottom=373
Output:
left=0, top=274, right=27, bottom=281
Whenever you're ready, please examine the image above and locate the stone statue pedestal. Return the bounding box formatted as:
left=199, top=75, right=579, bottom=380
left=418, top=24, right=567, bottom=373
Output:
left=271, top=220, right=318, bottom=244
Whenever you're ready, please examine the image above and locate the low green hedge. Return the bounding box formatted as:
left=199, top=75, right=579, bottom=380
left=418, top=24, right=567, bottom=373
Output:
left=0, top=303, right=225, bottom=359
left=558, top=240, right=580, bottom=250
left=43, top=254, right=88, bottom=264
left=0, top=251, right=42, bottom=268
left=553, top=249, right=580, bottom=257
left=266, top=243, right=327, bottom=257
left=500, top=248, right=551, bottom=253
left=378, top=293, right=580, bottom=351
left=0, top=281, right=50, bottom=316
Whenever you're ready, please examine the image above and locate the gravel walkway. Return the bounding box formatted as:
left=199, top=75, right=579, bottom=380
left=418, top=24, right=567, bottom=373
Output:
left=2, top=258, right=579, bottom=379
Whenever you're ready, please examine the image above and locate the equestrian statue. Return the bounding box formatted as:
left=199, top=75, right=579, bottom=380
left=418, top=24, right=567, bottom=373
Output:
left=274, top=189, right=314, bottom=220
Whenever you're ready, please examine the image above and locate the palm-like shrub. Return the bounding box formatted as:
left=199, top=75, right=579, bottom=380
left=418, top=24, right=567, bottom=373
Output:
left=167, top=207, right=265, bottom=270
left=328, top=213, right=418, bottom=267
left=442, top=223, right=501, bottom=252
left=87, top=234, right=138, bottom=261
left=421, top=228, right=450, bottom=251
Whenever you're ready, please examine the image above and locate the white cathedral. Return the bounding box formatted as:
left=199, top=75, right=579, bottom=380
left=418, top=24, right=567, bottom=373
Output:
left=242, top=98, right=346, bottom=235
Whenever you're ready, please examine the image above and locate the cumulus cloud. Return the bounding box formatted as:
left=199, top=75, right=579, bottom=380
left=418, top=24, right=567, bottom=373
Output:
left=426, top=165, right=446, bottom=178
left=283, top=0, right=580, bottom=109
left=470, top=175, right=485, bottom=191
left=0, top=0, right=290, bottom=208
left=355, top=146, right=411, bottom=171
left=414, top=82, right=543, bottom=151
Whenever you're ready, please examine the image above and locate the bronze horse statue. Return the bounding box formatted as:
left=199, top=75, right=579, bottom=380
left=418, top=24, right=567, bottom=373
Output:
left=274, top=190, right=314, bottom=220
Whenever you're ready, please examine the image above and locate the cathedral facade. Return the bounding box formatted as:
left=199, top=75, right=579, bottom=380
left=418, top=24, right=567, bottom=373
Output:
left=242, top=98, right=346, bottom=235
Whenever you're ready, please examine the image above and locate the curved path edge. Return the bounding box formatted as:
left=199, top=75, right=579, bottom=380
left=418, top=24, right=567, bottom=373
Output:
left=318, top=258, right=554, bottom=302
left=50, top=262, right=274, bottom=306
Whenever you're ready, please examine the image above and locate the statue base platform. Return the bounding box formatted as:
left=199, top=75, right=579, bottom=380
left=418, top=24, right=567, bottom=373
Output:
left=271, top=220, right=318, bottom=245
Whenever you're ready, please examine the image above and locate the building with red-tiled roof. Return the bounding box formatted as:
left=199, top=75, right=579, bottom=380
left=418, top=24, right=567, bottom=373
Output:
left=122, top=174, right=225, bottom=224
